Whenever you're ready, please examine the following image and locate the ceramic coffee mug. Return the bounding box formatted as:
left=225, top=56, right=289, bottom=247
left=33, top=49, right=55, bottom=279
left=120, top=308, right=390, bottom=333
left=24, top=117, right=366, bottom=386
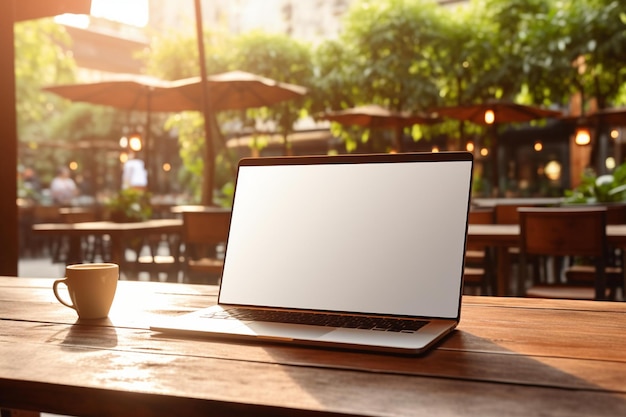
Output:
left=53, top=263, right=119, bottom=319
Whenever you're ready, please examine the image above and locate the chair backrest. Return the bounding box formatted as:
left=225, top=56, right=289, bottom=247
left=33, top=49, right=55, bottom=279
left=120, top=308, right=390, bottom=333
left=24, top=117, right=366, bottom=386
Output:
left=183, top=210, right=231, bottom=246
left=602, top=203, right=626, bottom=225
left=494, top=204, right=538, bottom=224
left=518, top=207, right=607, bottom=257
left=33, top=205, right=61, bottom=223
left=469, top=208, right=494, bottom=225
left=518, top=207, right=608, bottom=299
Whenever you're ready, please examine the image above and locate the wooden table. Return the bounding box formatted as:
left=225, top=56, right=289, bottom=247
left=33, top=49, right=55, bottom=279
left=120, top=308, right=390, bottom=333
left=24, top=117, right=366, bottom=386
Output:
left=467, top=223, right=626, bottom=297
left=32, top=219, right=183, bottom=276
left=1, top=277, right=625, bottom=417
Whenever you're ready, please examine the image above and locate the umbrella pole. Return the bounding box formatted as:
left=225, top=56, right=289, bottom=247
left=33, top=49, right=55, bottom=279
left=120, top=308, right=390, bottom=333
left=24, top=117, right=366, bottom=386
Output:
left=194, top=0, right=215, bottom=206
left=394, top=126, right=404, bottom=153
left=145, top=96, right=152, bottom=194
left=491, top=125, right=500, bottom=197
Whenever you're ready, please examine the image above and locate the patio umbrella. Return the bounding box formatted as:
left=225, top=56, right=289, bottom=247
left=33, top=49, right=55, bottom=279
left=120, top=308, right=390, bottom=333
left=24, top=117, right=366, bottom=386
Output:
left=431, top=102, right=562, bottom=195
left=561, top=107, right=626, bottom=126
left=319, top=104, right=439, bottom=152
left=42, top=74, right=197, bottom=112
left=169, top=70, right=308, bottom=204
left=168, top=70, right=308, bottom=112
left=431, top=102, right=562, bottom=126
left=43, top=71, right=308, bottom=200
left=43, top=74, right=197, bottom=194
left=44, top=71, right=307, bottom=113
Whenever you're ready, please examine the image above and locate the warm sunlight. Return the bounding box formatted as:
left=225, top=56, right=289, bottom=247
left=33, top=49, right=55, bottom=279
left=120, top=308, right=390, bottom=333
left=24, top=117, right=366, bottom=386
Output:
left=91, top=0, right=149, bottom=27
left=56, top=0, right=149, bottom=28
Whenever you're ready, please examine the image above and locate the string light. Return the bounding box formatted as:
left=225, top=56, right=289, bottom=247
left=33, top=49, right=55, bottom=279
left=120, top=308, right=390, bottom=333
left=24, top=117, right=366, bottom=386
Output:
left=484, top=109, right=495, bottom=124
left=575, top=128, right=591, bottom=146
left=129, top=133, right=142, bottom=151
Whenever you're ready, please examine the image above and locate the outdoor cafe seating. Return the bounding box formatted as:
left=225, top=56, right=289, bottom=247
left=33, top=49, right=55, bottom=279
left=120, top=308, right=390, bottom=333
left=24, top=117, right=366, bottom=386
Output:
left=464, top=208, right=495, bottom=295
left=181, top=210, right=231, bottom=284
left=517, top=207, right=623, bottom=300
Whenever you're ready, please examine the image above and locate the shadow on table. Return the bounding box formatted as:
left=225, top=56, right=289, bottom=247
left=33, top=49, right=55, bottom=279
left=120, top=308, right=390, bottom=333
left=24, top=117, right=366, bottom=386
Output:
left=60, top=318, right=119, bottom=350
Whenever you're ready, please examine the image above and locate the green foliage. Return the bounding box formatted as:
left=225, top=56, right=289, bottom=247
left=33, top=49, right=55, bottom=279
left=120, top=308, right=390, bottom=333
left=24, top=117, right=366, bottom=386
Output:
left=339, top=0, right=442, bottom=111
left=106, top=188, right=153, bottom=222
left=564, top=163, right=626, bottom=203
left=15, top=19, right=76, bottom=143
left=19, top=0, right=626, bottom=201
left=229, top=31, right=314, bottom=149
left=145, top=29, right=230, bottom=79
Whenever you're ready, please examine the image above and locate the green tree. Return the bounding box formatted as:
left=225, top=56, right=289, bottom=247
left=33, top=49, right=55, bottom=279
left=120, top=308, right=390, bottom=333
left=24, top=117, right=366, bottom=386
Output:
left=229, top=31, right=313, bottom=155
left=15, top=19, right=75, bottom=146
left=340, top=0, right=442, bottom=111
left=313, top=0, right=445, bottom=152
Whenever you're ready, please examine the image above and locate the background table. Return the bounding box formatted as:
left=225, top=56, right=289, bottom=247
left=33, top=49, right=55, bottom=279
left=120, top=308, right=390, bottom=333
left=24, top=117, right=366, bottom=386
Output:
left=1, top=277, right=625, bottom=417
left=32, top=219, right=183, bottom=277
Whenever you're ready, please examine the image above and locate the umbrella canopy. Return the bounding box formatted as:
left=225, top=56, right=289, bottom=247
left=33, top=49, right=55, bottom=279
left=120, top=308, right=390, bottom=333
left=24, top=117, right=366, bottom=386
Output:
left=42, top=74, right=197, bottom=112
left=319, top=104, right=439, bottom=152
left=43, top=74, right=196, bottom=196
left=431, top=102, right=562, bottom=125
left=43, top=71, right=308, bottom=202
left=320, top=104, right=439, bottom=129
left=169, top=70, right=307, bottom=112
left=562, top=107, right=626, bottom=126
left=44, top=71, right=308, bottom=113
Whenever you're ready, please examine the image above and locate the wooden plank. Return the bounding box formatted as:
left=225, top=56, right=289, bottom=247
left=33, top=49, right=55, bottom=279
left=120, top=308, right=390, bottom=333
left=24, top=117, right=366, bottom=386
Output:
left=2, top=278, right=626, bottom=416
left=1, top=314, right=625, bottom=393
left=1, top=335, right=625, bottom=417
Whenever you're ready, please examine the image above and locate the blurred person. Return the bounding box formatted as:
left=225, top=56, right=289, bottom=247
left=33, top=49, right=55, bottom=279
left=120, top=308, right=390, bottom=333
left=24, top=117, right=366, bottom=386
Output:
left=122, top=151, right=148, bottom=190
left=50, top=166, right=78, bottom=206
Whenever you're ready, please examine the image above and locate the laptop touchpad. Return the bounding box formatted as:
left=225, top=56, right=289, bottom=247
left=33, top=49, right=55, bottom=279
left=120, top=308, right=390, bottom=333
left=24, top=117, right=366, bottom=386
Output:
left=240, top=322, right=332, bottom=339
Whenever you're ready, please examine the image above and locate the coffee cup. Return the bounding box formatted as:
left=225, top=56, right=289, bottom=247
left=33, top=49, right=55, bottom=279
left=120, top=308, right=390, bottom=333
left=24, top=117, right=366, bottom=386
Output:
left=53, top=263, right=119, bottom=319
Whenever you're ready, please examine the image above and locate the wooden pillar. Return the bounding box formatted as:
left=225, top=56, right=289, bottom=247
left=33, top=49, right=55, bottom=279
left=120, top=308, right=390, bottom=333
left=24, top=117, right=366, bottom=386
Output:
left=0, top=1, right=19, bottom=276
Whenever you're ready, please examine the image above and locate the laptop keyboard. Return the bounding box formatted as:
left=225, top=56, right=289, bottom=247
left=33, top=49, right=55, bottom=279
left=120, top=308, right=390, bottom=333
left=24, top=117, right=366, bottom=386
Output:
left=203, top=308, right=428, bottom=333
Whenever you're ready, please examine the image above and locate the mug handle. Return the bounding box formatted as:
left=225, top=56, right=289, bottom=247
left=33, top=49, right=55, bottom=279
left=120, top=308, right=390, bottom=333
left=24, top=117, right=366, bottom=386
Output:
left=53, top=279, right=76, bottom=311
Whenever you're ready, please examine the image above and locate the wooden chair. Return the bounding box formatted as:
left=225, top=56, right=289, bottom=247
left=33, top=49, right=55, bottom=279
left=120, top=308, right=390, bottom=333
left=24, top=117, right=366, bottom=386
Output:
left=464, top=208, right=495, bottom=295
left=494, top=203, right=547, bottom=286
left=563, top=203, right=626, bottom=298
left=182, top=210, right=231, bottom=284
left=518, top=207, right=620, bottom=300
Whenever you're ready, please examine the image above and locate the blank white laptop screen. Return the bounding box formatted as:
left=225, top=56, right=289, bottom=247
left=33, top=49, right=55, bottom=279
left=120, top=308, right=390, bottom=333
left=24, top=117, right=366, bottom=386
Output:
left=219, top=155, right=472, bottom=320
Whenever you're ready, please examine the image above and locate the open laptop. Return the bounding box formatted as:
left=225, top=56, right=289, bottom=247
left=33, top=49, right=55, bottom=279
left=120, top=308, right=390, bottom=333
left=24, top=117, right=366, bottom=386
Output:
left=151, top=151, right=474, bottom=354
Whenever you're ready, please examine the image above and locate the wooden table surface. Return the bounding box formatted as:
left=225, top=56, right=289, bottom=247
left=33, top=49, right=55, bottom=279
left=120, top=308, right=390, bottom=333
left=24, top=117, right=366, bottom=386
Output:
left=1, top=277, right=625, bottom=417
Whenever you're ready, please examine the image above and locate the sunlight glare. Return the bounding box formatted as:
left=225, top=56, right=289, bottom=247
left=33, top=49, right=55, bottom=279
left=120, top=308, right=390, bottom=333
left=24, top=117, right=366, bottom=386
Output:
left=91, top=0, right=149, bottom=27
left=54, top=14, right=90, bottom=29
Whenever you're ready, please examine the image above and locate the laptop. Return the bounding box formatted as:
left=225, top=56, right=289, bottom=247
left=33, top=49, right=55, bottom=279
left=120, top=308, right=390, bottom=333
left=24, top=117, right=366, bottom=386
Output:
left=151, top=151, right=474, bottom=355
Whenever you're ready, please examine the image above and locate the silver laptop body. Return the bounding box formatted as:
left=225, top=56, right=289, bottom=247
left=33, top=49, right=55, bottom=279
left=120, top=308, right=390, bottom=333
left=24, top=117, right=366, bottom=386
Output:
left=151, top=151, right=474, bottom=354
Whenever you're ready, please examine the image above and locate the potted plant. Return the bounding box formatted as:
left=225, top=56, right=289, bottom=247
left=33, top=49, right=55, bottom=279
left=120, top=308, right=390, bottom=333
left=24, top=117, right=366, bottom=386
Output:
left=564, top=163, right=626, bottom=204
left=106, top=188, right=152, bottom=222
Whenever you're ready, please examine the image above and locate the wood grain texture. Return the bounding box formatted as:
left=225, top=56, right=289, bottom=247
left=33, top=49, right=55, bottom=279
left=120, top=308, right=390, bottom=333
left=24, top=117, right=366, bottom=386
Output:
left=1, top=278, right=625, bottom=417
